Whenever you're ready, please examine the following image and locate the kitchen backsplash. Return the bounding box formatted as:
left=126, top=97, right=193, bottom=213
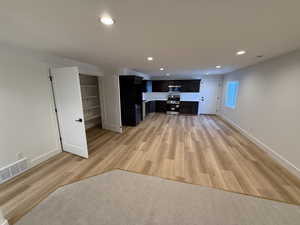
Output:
left=143, top=92, right=201, bottom=102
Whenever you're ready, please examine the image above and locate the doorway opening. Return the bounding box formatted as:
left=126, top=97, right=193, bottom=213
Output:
left=79, top=74, right=104, bottom=154
left=79, top=74, right=102, bottom=130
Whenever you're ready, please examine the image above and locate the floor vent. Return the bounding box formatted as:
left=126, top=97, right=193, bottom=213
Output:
left=0, top=158, right=28, bottom=184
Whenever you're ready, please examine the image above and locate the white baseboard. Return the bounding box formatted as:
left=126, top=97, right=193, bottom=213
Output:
left=218, top=114, right=300, bottom=179
left=102, top=122, right=122, bottom=133
left=30, top=148, right=62, bottom=168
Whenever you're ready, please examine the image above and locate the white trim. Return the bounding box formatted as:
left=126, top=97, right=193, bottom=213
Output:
left=218, top=114, right=300, bottom=178
left=30, top=148, right=62, bottom=167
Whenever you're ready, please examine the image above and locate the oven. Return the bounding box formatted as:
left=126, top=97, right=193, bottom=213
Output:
left=166, top=94, right=180, bottom=115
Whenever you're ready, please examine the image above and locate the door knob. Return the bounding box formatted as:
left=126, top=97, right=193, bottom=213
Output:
left=75, top=118, right=83, bottom=122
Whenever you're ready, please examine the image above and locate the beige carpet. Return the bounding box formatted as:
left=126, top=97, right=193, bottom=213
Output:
left=16, top=170, right=300, bottom=225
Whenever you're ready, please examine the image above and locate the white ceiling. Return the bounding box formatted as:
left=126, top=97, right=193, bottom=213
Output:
left=1, top=0, right=300, bottom=77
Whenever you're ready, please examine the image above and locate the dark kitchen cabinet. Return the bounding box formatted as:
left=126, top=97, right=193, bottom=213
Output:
left=151, top=80, right=200, bottom=92
left=168, top=80, right=181, bottom=86
left=146, top=101, right=156, bottom=115
left=180, top=80, right=200, bottom=92
left=180, top=101, right=199, bottom=114
left=152, top=80, right=169, bottom=92
left=119, top=76, right=143, bottom=126
left=146, top=100, right=198, bottom=114
left=155, top=101, right=167, bottom=112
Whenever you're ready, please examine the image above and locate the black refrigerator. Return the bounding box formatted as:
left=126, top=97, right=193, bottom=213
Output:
left=119, top=76, right=143, bottom=126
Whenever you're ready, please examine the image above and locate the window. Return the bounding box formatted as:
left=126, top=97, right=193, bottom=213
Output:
left=225, top=81, right=239, bottom=108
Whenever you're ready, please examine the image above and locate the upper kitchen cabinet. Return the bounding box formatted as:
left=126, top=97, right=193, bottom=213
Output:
left=179, top=80, right=200, bottom=92
left=152, top=80, right=169, bottom=92
left=152, top=80, right=200, bottom=92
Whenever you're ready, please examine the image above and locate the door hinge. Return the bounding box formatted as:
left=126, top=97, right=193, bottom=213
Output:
left=59, top=136, right=62, bottom=142
left=55, top=108, right=57, bottom=113
left=49, top=75, right=53, bottom=82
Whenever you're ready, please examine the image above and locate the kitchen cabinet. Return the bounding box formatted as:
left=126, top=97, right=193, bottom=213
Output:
left=155, top=101, right=167, bottom=112
left=145, top=100, right=198, bottom=114
left=119, top=76, right=143, bottom=126
left=151, top=80, right=200, bottom=92
left=146, top=101, right=156, bottom=115
left=180, top=80, right=200, bottom=92
left=180, top=101, right=199, bottom=114
left=152, top=80, right=169, bottom=92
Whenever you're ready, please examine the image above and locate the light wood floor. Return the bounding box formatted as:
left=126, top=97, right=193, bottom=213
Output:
left=1, top=113, right=300, bottom=224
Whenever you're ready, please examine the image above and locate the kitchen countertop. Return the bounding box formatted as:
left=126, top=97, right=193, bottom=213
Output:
left=143, top=99, right=166, bottom=102
left=143, top=92, right=201, bottom=102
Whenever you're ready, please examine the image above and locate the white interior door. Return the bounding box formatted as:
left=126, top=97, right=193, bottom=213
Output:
left=51, top=67, right=88, bottom=158
left=198, top=79, right=222, bottom=114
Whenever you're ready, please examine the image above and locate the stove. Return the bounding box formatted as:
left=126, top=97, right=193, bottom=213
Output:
left=166, top=94, right=180, bottom=115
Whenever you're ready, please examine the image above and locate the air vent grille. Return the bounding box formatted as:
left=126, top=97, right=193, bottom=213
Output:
left=0, top=158, right=28, bottom=184
left=0, top=168, right=11, bottom=182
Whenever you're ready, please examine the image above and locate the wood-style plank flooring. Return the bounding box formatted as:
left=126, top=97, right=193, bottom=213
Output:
left=1, top=113, right=300, bottom=224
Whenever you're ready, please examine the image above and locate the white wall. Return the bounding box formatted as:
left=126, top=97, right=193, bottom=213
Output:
left=220, top=50, right=300, bottom=176
left=0, top=44, right=103, bottom=169
left=119, top=68, right=151, bottom=80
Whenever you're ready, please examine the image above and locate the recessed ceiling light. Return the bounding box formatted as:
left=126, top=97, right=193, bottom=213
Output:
left=236, top=50, right=246, bottom=55
left=160, top=67, right=164, bottom=71
left=100, top=16, right=114, bottom=25
left=147, top=57, right=153, bottom=61
left=216, top=65, right=221, bottom=69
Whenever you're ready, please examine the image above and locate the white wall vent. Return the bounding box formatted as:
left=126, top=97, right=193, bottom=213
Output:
left=0, top=158, right=28, bottom=184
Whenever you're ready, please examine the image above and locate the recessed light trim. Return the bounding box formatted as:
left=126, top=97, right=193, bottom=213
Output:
left=147, top=57, right=153, bottom=61
left=216, top=65, right=221, bottom=69
left=100, top=16, right=114, bottom=25
left=160, top=67, right=164, bottom=71
left=236, top=50, right=246, bottom=55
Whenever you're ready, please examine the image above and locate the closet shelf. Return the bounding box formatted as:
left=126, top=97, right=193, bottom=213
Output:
left=80, top=74, right=101, bottom=130
left=82, top=96, right=98, bottom=100
left=85, top=114, right=101, bottom=121
left=81, top=85, right=97, bottom=88
left=86, top=105, right=100, bottom=110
